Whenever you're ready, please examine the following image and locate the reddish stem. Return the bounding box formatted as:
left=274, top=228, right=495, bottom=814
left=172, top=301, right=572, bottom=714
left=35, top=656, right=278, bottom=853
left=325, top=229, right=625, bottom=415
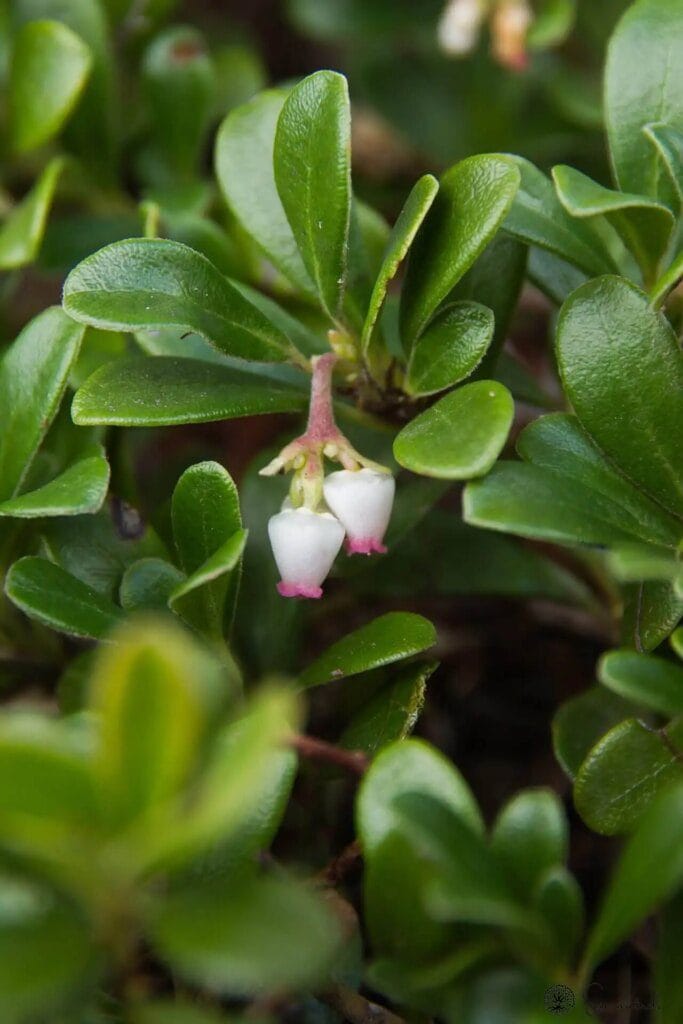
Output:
left=305, top=353, right=341, bottom=442
left=290, top=734, right=369, bottom=776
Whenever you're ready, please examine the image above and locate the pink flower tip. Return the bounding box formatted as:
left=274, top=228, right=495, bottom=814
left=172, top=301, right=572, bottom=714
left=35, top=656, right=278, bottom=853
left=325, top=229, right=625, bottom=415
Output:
left=277, top=581, right=323, bottom=599
left=345, top=537, right=388, bottom=556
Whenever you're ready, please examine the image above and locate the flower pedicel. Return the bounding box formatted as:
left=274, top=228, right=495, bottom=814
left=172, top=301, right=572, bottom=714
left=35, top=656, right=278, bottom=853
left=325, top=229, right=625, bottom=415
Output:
left=261, top=352, right=395, bottom=598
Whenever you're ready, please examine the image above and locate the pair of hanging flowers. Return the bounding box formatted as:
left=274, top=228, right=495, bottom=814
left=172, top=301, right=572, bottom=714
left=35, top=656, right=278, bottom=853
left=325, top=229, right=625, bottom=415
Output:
left=438, top=0, right=532, bottom=71
left=261, top=353, right=395, bottom=599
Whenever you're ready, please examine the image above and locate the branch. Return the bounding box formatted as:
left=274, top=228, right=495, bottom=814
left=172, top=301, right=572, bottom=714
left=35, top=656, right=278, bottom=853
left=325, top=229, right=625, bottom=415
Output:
left=322, top=983, right=408, bottom=1024
left=290, top=734, right=369, bottom=776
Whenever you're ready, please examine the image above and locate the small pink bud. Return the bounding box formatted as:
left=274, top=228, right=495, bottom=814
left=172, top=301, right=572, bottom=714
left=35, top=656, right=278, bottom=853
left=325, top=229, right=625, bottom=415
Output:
left=268, top=506, right=345, bottom=599
left=323, top=469, right=395, bottom=557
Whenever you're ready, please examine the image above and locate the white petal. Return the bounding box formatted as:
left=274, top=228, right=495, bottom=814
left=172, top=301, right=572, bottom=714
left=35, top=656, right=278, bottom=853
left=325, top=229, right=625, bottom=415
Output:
left=438, top=0, right=483, bottom=54
left=323, top=469, right=395, bottom=554
left=268, top=507, right=345, bottom=598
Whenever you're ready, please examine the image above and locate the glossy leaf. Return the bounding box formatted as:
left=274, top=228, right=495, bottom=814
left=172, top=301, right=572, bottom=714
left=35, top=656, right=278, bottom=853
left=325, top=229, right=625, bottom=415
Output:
left=120, top=558, right=185, bottom=612
left=394, top=380, right=514, bottom=480
left=361, top=174, right=438, bottom=353
left=400, top=155, right=519, bottom=345
left=574, top=717, right=683, bottom=835
left=552, top=164, right=674, bottom=279
left=72, top=356, right=306, bottom=426
left=299, top=611, right=436, bottom=689
left=491, top=789, right=567, bottom=900
left=556, top=276, right=683, bottom=517
left=357, top=738, right=484, bottom=859
left=405, top=301, right=495, bottom=397
left=503, top=157, right=616, bottom=277
left=583, top=781, right=683, bottom=974
left=172, top=462, right=243, bottom=637
left=599, top=649, right=683, bottom=718
left=0, top=307, right=84, bottom=502
left=552, top=688, right=633, bottom=779
left=0, top=157, right=64, bottom=269
left=9, top=19, right=91, bottom=153
left=149, top=874, right=339, bottom=996
left=643, top=121, right=683, bottom=207
left=5, top=556, right=123, bottom=640
left=92, top=618, right=224, bottom=826
left=622, top=580, right=683, bottom=653
left=534, top=866, right=584, bottom=966
left=339, top=660, right=437, bottom=755
left=274, top=71, right=351, bottom=318
left=215, top=89, right=314, bottom=294
left=0, top=450, right=109, bottom=518
left=63, top=239, right=299, bottom=363
left=605, top=0, right=683, bottom=206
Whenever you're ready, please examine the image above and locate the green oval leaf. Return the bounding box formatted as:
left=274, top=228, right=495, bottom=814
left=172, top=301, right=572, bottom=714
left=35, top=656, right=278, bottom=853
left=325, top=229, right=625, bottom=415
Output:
left=0, top=157, right=64, bottom=270
left=63, top=239, right=299, bottom=363
left=552, top=164, right=674, bottom=280
left=552, top=688, right=634, bottom=780
left=120, top=558, right=185, bottom=613
left=504, top=157, right=616, bottom=277
left=491, top=789, right=567, bottom=900
left=215, top=89, right=314, bottom=294
left=172, top=462, right=243, bottom=637
left=9, top=20, right=91, bottom=153
left=299, top=611, right=436, bottom=689
left=274, top=70, right=351, bottom=319
left=339, top=660, right=437, bottom=756
left=394, top=380, right=514, bottom=480
left=405, top=301, right=495, bottom=397
left=72, top=356, right=306, bottom=426
left=605, top=0, right=683, bottom=206
left=599, top=649, right=683, bottom=718
left=556, top=276, right=683, bottom=518
left=361, top=173, right=438, bottom=353
left=0, top=306, right=84, bottom=502
left=574, top=717, right=683, bottom=835
left=0, top=451, right=109, bottom=518
left=5, top=556, right=123, bottom=640
left=643, top=121, right=683, bottom=208
left=400, top=155, right=520, bottom=345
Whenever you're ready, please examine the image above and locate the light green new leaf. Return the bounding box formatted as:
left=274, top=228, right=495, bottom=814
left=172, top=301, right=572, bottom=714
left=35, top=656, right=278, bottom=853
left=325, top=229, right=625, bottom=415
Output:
left=9, top=20, right=91, bottom=153
left=63, top=239, right=299, bottom=363
left=357, top=738, right=484, bottom=858
left=491, top=789, right=567, bottom=900
left=0, top=157, right=64, bottom=269
left=0, top=450, right=109, bottom=518
left=215, top=89, right=314, bottom=294
left=0, top=307, right=84, bottom=502
left=149, top=874, right=340, bottom=996
left=504, top=157, right=616, bottom=277
left=72, top=357, right=306, bottom=426
left=552, top=164, right=674, bottom=280
left=0, top=875, right=94, bottom=1020
left=405, top=301, right=495, bottom=397
left=599, top=649, right=683, bottom=718
left=605, top=0, right=683, bottom=207
left=91, top=618, right=225, bottom=826
left=400, top=155, right=519, bottom=345
left=172, top=462, right=243, bottom=637
left=339, top=661, right=437, bottom=756
left=274, top=71, right=351, bottom=319
left=394, top=380, right=513, bottom=480
left=361, top=174, right=438, bottom=353
left=574, top=718, right=683, bottom=835
left=299, top=611, right=436, bottom=689
left=556, top=276, right=683, bottom=518
left=643, top=122, right=683, bottom=207
left=582, top=781, right=683, bottom=975
left=5, top=556, right=123, bottom=640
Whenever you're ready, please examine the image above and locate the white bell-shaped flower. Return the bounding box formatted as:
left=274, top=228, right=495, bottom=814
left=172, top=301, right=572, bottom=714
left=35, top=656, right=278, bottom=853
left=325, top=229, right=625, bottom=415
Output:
left=268, top=506, right=345, bottom=599
left=437, top=0, right=484, bottom=55
left=323, top=468, right=395, bottom=555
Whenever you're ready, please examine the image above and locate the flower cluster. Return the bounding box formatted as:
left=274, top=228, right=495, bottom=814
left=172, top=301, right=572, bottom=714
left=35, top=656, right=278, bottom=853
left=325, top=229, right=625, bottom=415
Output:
left=437, top=0, right=532, bottom=71
left=261, top=353, right=395, bottom=599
